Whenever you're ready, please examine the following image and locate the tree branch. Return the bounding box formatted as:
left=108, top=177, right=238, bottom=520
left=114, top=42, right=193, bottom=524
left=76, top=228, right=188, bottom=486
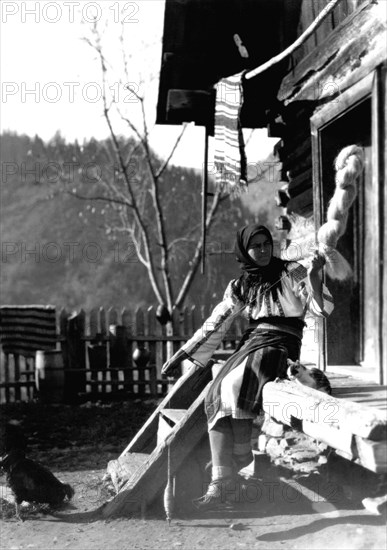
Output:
left=174, top=188, right=223, bottom=309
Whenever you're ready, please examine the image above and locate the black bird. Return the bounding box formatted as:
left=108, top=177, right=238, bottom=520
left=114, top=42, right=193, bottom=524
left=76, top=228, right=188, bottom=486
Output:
left=0, top=423, right=74, bottom=520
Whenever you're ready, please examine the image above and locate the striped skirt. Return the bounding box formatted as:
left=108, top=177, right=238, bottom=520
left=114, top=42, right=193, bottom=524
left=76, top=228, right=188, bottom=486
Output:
left=205, top=327, right=302, bottom=430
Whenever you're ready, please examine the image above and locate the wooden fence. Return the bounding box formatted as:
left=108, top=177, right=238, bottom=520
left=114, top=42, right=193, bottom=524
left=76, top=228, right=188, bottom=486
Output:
left=0, top=305, right=247, bottom=404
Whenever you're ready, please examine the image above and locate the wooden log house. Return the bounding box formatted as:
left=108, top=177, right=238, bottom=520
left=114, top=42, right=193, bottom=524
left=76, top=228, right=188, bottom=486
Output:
left=156, top=0, right=387, bottom=387
left=152, top=0, right=387, bottom=490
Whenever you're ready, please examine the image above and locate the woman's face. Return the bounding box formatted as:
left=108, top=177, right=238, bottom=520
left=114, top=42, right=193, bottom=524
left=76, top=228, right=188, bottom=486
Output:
left=247, top=233, right=272, bottom=266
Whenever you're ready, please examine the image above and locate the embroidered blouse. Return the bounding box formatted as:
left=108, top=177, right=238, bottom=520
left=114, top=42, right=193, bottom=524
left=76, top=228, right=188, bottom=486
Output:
left=179, top=261, right=334, bottom=368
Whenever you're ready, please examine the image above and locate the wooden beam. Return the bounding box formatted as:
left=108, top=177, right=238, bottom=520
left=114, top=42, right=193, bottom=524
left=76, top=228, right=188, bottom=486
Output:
left=262, top=379, right=387, bottom=441
left=287, top=153, right=312, bottom=179
left=355, top=435, right=387, bottom=474
left=382, top=63, right=387, bottom=386
left=287, top=168, right=313, bottom=197
left=286, top=187, right=313, bottom=216
left=166, top=89, right=215, bottom=131
left=278, top=2, right=387, bottom=104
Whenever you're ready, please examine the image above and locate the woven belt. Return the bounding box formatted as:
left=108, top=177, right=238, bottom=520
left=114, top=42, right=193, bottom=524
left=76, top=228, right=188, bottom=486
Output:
left=252, top=322, right=303, bottom=340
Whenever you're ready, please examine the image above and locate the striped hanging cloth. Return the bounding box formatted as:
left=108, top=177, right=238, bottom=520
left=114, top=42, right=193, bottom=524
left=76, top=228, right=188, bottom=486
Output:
left=214, top=72, right=247, bottom=195
left=0, top=305, right=57, bottom=357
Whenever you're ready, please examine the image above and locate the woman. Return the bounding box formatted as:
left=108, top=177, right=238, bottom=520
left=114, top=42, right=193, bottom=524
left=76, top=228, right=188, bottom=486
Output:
left=162, top=224, right=334, bottom=511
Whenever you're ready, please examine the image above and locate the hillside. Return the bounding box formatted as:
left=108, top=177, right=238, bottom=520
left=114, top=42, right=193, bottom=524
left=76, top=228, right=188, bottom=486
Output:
left=0, top=132, right=284, bottom=311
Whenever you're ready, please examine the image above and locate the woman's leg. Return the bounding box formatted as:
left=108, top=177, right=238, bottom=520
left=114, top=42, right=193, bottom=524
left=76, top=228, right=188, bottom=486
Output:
left=231, top=418, right=253, bottom=471
left=209, top=416, right=234, bottom=481
left=192, top=416, right=234, bottom=510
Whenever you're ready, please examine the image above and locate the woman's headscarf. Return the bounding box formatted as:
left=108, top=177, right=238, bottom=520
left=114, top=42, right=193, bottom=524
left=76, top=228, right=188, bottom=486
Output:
left=233, top=224, right=288, bottom=305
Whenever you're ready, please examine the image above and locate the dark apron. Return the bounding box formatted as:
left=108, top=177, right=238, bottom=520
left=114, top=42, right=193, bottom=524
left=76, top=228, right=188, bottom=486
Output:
left=205, top=318, right=302, bottom=424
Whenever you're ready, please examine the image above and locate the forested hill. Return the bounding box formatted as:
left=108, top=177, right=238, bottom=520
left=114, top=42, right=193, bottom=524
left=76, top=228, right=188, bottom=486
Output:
left=1, top=131, right=266, bottom=311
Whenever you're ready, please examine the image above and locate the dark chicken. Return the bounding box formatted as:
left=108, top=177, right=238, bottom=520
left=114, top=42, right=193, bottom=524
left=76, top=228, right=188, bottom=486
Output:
left=0, top=423, right=74, bottom=520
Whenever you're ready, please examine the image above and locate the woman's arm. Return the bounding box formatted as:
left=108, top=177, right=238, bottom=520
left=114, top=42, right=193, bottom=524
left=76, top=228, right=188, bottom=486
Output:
left=289, top=257, right=334, bottom=319
left=161, top=280, right=242, bottom=375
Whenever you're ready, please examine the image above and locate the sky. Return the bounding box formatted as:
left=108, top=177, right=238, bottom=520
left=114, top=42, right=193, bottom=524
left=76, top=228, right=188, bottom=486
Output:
left=0, top=0, right=278, bottom=169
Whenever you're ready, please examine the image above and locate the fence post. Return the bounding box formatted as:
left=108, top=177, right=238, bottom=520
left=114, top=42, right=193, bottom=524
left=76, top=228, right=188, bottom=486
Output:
left=66, top=310, right=86, bottom=402
left=147, top=306, right=157, bottom=398
left=122, top=308, right=133, bottom=390
left=13, top=354, right=21, bottom=402
left=135, top=307, right=146, bottom=397
left=4, top=353, right=10, bottom=403
left=107, top=307, right=119, bottom=393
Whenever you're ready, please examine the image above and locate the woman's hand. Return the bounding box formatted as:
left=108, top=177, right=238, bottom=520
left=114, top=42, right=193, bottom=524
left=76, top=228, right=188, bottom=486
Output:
left=307, top=251, right=326, bottom=275
left=307, top=251, right=325, bottom=311
left=161, top=349, right=190, bottom=376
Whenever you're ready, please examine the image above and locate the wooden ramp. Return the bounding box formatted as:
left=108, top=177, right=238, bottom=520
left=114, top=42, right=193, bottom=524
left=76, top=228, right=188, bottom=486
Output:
left=101, top=363, right=213, bottom=519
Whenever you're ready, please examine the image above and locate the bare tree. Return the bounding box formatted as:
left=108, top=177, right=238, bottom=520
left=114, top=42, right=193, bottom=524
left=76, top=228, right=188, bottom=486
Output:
left=66, top=20, right=228, bottom=318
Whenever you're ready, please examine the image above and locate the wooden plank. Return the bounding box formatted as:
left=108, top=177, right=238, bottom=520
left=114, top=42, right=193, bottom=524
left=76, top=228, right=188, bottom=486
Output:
left=157, top=414, right=174, bottom=446
left=279, top=2, right=387, bottom=104
left=333, top=386, right=387, bottom=410
left=147, top=307, right=157, bottom=397
left=89, top=308, right=98, bottom=339
left=66, top=310, right=86, bottom=400
left=107, top=313, right=119, bottom=392
left=161, top=409, right=188, bottom=424
left=13, top=354, right=21, bottom=402
left=135, top=308, right=146, bottom=396
left=372, top=66, right=385, bottom=384
left=355, top=436, right=387, bottom=473
left=106, top=452, right=150, bottom=493
left=100, top=307, right=107, bottom=337
left=123, top=363, right=212, bottom=455
left=287, top=168, right=313, bottom=197
left=332, top=0, right=349, bottom=28
left=157, top=409, right=189, bottom=446
left=166, top=89, right=215, bottom=128
left=281, top=139, right=311, bottom=170
left=0, top=381, right=36, bottom=389
left=171, top=307, right=182, bottom=359
left=287, top=153, right=312, bottom=179
left=382, top=63, right=387, bottom=386
left=286, top=187, right=313, bottom=216
left=101, top=382, right=211, bottom=518
left=302, top=419, right=354, bottom=459
left=300, top=0, right=318, bottom=55
left=182, top=306, right=191, bottom=340
left=263, top=379, right=387, bottom=440
left=315, top=0, right=335, bottom=46
left=107, top=307, right=118, bottom=328
left=122, top=308, right=134, bottom=384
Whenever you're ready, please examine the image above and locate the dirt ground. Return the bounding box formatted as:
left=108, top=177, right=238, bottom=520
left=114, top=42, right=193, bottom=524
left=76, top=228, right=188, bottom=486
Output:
left=1, top=400, right=386, bottom=550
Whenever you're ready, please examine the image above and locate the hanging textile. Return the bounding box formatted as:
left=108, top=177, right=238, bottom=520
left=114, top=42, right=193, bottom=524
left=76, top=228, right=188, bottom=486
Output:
left=214, top=72, right=247, bottom=194
left=0, top=305, right=57, bottom=357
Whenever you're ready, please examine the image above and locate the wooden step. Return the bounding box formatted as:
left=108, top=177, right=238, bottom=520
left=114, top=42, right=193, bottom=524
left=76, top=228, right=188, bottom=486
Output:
left=157, top=409, right=188, bottom=445
left=160, top=408, right=188, bottom=424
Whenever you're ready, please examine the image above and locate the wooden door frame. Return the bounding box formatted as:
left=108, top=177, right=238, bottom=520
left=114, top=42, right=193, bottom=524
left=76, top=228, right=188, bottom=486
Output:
left=310, top=68, right=384, bottom=381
